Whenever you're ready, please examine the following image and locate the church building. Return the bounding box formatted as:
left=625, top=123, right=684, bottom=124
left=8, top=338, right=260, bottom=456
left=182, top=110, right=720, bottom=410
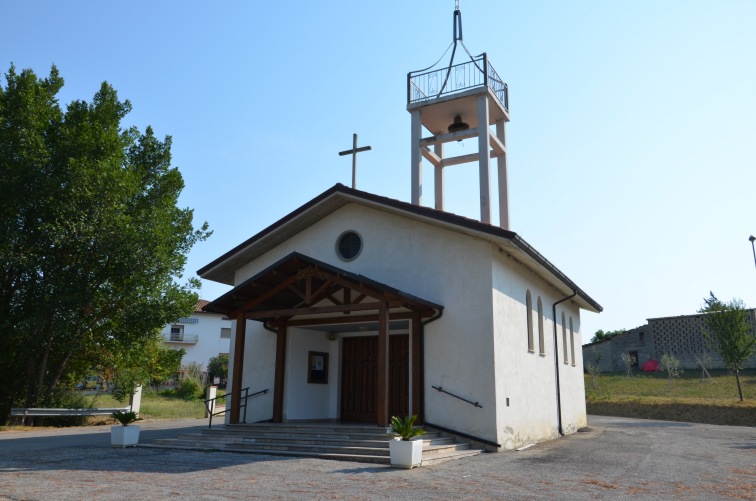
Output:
left=198, top=6, right=601, bottom=451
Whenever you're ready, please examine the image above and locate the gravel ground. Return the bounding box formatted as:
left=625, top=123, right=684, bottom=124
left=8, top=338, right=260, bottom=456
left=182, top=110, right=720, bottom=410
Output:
left=1, top=415, right=754, bottom=500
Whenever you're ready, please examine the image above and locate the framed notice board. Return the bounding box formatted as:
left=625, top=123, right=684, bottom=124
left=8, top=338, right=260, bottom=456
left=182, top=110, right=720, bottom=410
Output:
left=307, top=351, right=329, bottom=384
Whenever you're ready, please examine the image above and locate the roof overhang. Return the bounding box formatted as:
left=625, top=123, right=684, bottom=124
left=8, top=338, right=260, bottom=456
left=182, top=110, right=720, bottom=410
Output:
left=198, top=184, right=602, bottom=314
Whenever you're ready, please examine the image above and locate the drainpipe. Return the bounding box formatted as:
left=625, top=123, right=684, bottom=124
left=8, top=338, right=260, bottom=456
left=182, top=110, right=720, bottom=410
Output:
left=552, top=290, right=577, bottom=436
left=419, top=309, right=444, bottom=423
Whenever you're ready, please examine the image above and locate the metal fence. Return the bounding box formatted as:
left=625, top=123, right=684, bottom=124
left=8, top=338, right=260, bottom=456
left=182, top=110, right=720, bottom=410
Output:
left=408, top=53, right=508, bottom=112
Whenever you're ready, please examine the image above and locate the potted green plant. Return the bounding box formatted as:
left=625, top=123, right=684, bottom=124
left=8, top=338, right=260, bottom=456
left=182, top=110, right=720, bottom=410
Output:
left=387, top=415, right=425, bottom=469
left=111, top=410, right=141, bottom=447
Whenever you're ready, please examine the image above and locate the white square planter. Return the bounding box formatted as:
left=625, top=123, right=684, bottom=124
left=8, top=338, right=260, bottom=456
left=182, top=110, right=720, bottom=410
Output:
left=389, top=439, right=423, bottom=469
left=111, top=425, right=140, bottom=447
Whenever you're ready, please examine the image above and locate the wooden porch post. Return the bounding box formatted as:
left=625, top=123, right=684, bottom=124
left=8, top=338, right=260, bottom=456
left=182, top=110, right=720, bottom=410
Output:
left=272, top=322, right=287, bottom=423
left=376, top=301, right=390, bottom=427
left=411, top=312, right=423, bottom=424
left=230, top=313, right=247, bottom=424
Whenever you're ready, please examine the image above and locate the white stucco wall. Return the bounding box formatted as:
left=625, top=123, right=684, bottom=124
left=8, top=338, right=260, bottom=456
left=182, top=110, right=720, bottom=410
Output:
left=226, top=319, right=277, bottom=424
left=223, top=202, right=588, bottom=445
left=283, top=327, right=340, bottom=420
left=491, top=251, right=586, bottom=449
left=231, top=204, right=499, bottom=437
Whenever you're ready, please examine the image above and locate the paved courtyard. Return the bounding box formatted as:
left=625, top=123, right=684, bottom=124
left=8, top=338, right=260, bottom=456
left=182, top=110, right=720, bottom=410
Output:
left=0, top=415, right=754, bottom=500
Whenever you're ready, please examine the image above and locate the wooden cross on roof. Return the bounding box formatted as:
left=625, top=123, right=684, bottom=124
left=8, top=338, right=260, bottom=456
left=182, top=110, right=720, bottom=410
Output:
left=338, top=133, right=372, bottom=189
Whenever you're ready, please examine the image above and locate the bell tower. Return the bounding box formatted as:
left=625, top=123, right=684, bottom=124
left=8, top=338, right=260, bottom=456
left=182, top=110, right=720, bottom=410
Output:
left=407, top=3, right=510, bottom=228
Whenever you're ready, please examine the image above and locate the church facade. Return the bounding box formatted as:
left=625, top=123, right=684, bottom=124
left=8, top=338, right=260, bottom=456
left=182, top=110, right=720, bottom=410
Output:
left=198, top=184, right=601, bottom=450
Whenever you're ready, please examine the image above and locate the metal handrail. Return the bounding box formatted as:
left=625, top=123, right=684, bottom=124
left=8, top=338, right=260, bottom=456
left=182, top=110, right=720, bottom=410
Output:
left=204, top=387, right=269, bottom=428
left=431, top=385, right=482, bottom=408
left=424, top=421, right=501, bottom=448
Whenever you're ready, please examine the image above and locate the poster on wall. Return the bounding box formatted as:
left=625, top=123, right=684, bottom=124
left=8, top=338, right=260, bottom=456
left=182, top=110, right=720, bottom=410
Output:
left=308, top=351, right=329, bottom=384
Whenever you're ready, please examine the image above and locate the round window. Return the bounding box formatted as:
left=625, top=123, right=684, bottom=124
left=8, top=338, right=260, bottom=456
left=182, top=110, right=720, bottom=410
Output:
left=336, top=231, right=362, bottom=261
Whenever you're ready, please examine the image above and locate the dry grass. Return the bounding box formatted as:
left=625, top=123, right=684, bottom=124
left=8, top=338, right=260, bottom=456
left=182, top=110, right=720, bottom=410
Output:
left=585, top=369, right=756, bottom=426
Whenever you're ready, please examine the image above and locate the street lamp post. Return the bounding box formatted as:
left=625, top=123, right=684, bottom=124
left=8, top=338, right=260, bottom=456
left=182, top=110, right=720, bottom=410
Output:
left=750, top=235, right=756, bottom=271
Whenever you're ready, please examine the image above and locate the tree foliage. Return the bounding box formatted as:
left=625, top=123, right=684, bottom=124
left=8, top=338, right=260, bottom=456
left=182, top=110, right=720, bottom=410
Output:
left=207, top=353, right=229, bottom=386
left=0, top=65, right=210, bottom=423
left=699, top=292, right=756, bottom=401
left=590, top=329, right=626, bottom=344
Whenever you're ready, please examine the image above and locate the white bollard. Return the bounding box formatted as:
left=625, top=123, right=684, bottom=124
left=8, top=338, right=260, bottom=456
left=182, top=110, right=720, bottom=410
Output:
left=205, top=385, right=217, bottom=418
left=129, top=385, right=143, bottom=416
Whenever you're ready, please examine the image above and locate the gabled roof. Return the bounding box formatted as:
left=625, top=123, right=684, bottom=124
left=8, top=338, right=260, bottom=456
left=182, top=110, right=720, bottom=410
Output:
left=195, top=299, right=211, bottom=312
left=198, top=183, right=602, bottom=313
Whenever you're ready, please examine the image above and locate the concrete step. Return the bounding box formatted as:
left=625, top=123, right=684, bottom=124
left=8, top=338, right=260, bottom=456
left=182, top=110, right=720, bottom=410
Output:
left=421, top=448, right=483, bottom=466
left=167, top=432, right=453, bottom=448
left=202, top=429, right=419, bottom=441
left=143, top=423, right=485, bottom=466
left=140, top=443, right=391, bottom=464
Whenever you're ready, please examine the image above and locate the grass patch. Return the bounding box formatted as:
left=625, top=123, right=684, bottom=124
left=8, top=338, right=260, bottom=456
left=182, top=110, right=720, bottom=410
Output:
left=95, top=393, right=207, bottom=420
left=585, top=369, right=756, bottom=426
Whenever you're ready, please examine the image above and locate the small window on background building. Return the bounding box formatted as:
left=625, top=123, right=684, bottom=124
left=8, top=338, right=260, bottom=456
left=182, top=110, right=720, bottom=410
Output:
left=562, top=312, right=568, bottom=364
left=569, top=317, right=575, bottom=366
left=537, top=296, right=545, bottom=355
left=639, top=331, right=645, bottom=345
left=170, top=325, right=184, bottom=341
left=526, top=290, right=534, bottom=352
left=221, top=328, right=231, bottom=339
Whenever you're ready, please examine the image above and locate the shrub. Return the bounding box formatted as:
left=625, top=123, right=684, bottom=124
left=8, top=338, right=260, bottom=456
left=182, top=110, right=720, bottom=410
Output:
left=40, top=391, right=95, bottom=427
left=175, top=378, right=202, bottom=400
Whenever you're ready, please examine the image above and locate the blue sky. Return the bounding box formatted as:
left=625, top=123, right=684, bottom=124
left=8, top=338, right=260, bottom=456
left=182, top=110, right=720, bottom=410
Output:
left=4, top=1, right=755, bottom=343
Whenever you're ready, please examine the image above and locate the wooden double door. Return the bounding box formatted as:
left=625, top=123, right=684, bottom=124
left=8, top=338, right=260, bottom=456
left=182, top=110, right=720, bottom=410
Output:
left=340, top=335, right=409, bottom=423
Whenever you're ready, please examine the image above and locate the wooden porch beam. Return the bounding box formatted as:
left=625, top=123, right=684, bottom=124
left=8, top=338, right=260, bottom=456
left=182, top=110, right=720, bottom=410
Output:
left=287, top=284, right=306, bottom=301
left=270, top=311, right=417, bottom=328
left=245, top=301, right=402, bottom=320
left=230, top=313, right=246, bottom=424
left=342, top=289, right=351, bottom=315
left=230, top=273, right=301, bottom=316
left=272, top=322, right=287, bottom=423
left=376, top=302, right=390, bottom=428
left=353, top=293, right=367, bottom=304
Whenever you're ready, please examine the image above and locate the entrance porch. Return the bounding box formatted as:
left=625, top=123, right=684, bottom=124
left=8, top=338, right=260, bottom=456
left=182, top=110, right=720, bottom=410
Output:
left=203, top=252, right=443, bottom=428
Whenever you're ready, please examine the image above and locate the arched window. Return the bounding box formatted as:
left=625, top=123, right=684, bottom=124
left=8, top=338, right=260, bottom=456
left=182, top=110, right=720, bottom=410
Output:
left=562, top=312, right=568, bottom=364
left=526, top=290, right=534, bottom=352
left=537, top=296, right=545, bottom=355
left=569, top=316, right=575, bottom=366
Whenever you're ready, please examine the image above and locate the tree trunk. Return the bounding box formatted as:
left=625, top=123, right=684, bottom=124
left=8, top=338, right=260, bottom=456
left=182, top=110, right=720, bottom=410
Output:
left=46, top=349, right=74, bottom=399
left=735, top=370, right=744, bottom=402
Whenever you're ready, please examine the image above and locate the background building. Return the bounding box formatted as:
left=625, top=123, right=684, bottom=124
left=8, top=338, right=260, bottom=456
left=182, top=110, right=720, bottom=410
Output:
left=583, top=310, right=756, bottom=371
left=162, top=300, right=231, bottom=377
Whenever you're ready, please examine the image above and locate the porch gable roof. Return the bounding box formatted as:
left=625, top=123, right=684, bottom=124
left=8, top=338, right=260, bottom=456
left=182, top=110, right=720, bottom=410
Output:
left=202, top=252, right=443, bottom=324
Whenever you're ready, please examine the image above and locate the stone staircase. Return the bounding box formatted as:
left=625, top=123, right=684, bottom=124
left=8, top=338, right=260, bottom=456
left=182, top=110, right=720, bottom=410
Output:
left=141, top=422, right=483, bottom=466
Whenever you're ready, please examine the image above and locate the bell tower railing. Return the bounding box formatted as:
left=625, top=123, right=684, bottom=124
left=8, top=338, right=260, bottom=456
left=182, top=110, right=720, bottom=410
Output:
left=407, top=53, right=508, bottom=112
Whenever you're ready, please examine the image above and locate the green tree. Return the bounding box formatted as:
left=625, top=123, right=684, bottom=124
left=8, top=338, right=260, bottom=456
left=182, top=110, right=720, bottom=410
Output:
left=699, top=292, right=756, bottom=401
left=590, top=328, right=626, bottom=344
left=0, top=65, right=210, bottom=423
left=207, top=353, right=229, bottom=387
